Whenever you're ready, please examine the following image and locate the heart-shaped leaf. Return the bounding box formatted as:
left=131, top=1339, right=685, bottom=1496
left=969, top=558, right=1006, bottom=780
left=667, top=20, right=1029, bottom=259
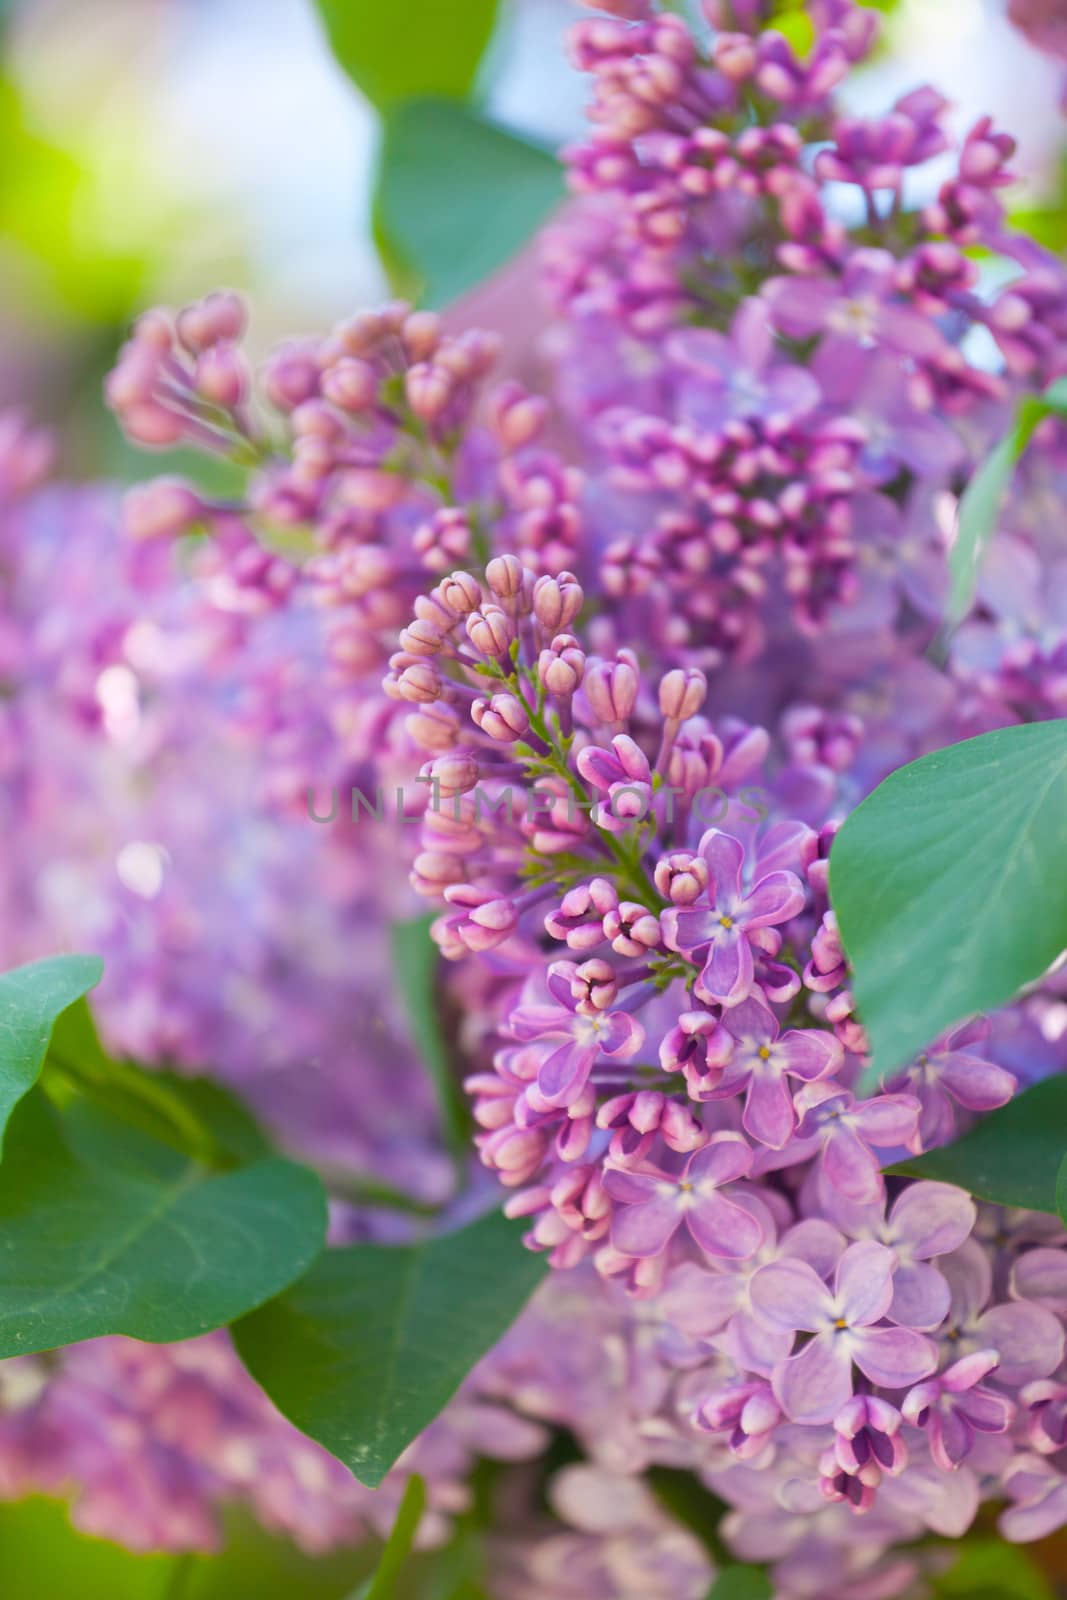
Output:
left=830, top=722, right=1067, bottom=1080
left=234, top=1208, right=546, bottom=1487
left=0, top=953, right=103, bottom=1153
left=313, top=0, right=498, bottom=112
left=376, top=99, right=563, bottom=307
left=0, top=1092, right=327, bottom=1355
left=890, top=1076, right=1067, bottom=1212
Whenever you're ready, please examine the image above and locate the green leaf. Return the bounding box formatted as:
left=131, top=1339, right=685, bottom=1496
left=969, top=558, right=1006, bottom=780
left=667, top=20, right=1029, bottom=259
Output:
left=830, top=722, right=1067, bottom=1081
left=392, top=914, right=469, bottom=1164
left=934, top=1538, right=1055, bottom=1600
left=890, top=1076, right=1067, bottom=1212
left=0, top=1091, right=327, bottom=1355
left=354, top=1476, right=426, bottom=1600
left=0, top=953, right=103, bottom=1153
left=1058, top=1149, right=1067, bottom=1226
left=950, top=380, right=1067, bottom=623
left=376, top=99, right=563, bottom=307
left=948, top=430, right=1021, bottom=624
left=648, top=1466, right=729, bottom=1564
left=313, top=0, right=498, bottom=111
left=707, top=1569, right=773, bottom=1600
left=234, top=1209, right=546, bottom=1487
left=45, top=998, right=271, bottom=1169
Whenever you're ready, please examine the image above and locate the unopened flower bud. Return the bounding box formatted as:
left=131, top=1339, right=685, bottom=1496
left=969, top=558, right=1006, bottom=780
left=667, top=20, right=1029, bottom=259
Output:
left=321, top=357, right=378, bottom=412
left=399, top=618, right=446, bottom=656
left=425, top=750, right=480, bottom=798
left=439, top=569, right=483, bottom=616
left=176, top=290, right=246, bottom=353
left=124, top=477, right=203, bottom=540
left=406, top=362, right=453, bottom=421
left=604, top=901, right=661, bottom=956
left=402, top=310, right=442, bottom=361
left=584, top=652, right=639, bottom=724
left=654, top=851, right=709, bottom=905
left=488, top=381, right=549, bottom=450
left=659, top=667, right=707, bottom=722
left=195, top=344, right=249, bottom=408
left=472, top=693, right=530, bottom=742
left=466, top=604, right=512, bottom=659
left=533, top=571, right=584, bottom=630
left=539, top=633, right=586, bottom=697
left=486, top=554, right=526, bottom=600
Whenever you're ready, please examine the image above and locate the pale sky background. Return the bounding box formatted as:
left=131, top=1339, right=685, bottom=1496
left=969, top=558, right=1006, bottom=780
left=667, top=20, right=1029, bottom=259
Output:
left=6, top=0, right=1064, bottom=338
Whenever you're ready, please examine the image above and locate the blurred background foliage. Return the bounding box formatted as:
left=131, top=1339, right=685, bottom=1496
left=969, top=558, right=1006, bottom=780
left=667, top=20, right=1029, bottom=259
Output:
left=2, top=0, right=1067, bottom=1592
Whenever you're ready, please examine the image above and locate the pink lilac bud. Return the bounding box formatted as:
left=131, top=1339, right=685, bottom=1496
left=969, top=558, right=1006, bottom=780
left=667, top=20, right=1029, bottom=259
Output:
left=262, top=341, right=321, bottom=410
left=402, top=310, right=442, bottom=361
left=406, top=363, right=453, bottom=421
left=195, top=344, right=249, bottom=409
left=124, top=478, right=204, bottom=540
left=558, top=958, right=619, bottom=1013
left=439, top=570, right=483, bottom=616
left=658, top=667, right=707, bottom=722
left=486, top=554, right=526, bottom=601
left=424, top=750, right=481, bottom=801
left=472, top=693, right=530, bottom=742
left=833, top=1396, right=907, bottom=1479
left=539, top=634, right=586, bottom=696
left=399, top=618, right=446, bottom=657
left=413, top=510, right=472, bottom=573
left=440, top=883, right=520, bottom=953
left=387, top=657, right=442, bottom=704
left=1022, top=1381, right=1067, bottom=1453
left=176, top=290, right=246, bottom=353
left=603, top=902, right=661, bottom=957
left=545, top=879, right=619, bottom=950
left=466, top=605, right=513, bottom=659
left=654, top=852, right=709, bottom=905
left=488, top=381, right=549, bottom=451
left=321, top=357, right=379, bottom=412
left=406, top=702, right=460, bottom=751
left=583, top=652, right=639, bottom=725
left=533, top=571, right=584, bottom=631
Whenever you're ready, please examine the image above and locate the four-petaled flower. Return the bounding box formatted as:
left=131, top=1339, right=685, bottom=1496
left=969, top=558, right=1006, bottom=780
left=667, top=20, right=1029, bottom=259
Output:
left=750, top=1240, right=938, bottom=1424
left=510, top=963, right=644, bottom=1108
left=604, top=1133, right=764, bottom=1261
left=705, top=996, right=843, bottom=1148
left=662, top=830, right=806, bottom=1007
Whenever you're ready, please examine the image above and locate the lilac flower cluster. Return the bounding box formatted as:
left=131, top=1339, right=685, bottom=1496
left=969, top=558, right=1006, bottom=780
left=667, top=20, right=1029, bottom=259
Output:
left=105, top=291, right=582, bottom=802
left=544, top=0, right=1067, bottom=667
left=42, top=0, right=1067, bottom=1587
left=387, top=550, right=1067, bottom=1583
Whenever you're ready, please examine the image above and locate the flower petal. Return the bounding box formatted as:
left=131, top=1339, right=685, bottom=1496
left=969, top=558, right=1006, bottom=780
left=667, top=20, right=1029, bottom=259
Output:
left=687, top=1191, right=764, bottom=1260
left=834, top=1239, right=896, bottom=1325
left=609, top=1192, right=683, bottom=1259
left=889, top=1182, right=976, bottom=1260
left=772, top=1332, right=853, bottom=1425
left=890, top=1261, right=951, bottom=1331
left=851, top=1325, right=938, bottom=1390
left=977, top=1302, right=1065, bottom=1385
left=698, top=928, right=753, bottom=1007
left=750, top=1257, right=833, bottom=1333
left=743, top=1072, right=796, bottom=1149
left=700, top=829, right=745, bottom=901
left=740, top=871, right=806, bottom=931
left=689, top=1131, right=753, bottom=1187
